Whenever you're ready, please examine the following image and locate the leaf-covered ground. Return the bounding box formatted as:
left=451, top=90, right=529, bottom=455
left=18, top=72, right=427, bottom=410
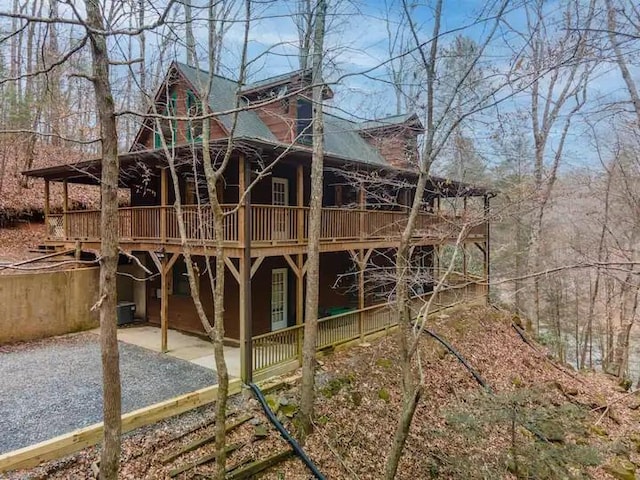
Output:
left=6, top=305, right=640, bottom=479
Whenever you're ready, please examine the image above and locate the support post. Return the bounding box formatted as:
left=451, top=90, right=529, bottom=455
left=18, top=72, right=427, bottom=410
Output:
left=239, top=154, right=253, bottom=383
left=484, top=194, right=491, bottom=303
left=62, top=179, right=68, bottom=237
left=44, top=179, right=50, bottom=236
left=297, top=164, right=304, bottom=243
left=160, top=254, right=169, bottom=353
left=359, top=183, right=365, bottom=240
left=358, top=249, right=365, bottom=340
left=296, top=253, right=304, bottom=365
left=462, top=196, right=468, bottom=298
left=160, top=168, right=167, bottom=242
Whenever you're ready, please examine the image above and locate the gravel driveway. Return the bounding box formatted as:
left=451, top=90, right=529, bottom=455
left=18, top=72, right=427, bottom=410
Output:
left=0, top=332, right=217, bottom=454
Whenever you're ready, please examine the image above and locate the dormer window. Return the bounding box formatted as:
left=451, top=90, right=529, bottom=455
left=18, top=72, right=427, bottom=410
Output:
left=186, top=90, right=203, bottom=142
left=296, top=99, right=313, bottom=144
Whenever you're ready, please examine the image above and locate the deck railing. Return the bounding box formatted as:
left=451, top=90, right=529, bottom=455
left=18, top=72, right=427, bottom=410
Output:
left=252, top=281, right=484, bottom=373
left=48, top=205, right=484, bottom=245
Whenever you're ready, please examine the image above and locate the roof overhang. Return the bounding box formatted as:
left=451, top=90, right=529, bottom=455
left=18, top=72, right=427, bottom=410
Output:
left=24, top=137, right=492, bottom=196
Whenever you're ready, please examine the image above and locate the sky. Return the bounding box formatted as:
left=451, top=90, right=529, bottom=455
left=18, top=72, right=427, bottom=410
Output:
left=0, top=0, right=637, bottom=171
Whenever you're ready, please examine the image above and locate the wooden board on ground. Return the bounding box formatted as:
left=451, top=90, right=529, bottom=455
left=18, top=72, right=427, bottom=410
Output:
left=161, top=414, right=253, bottom=464
left=169, top=442, right=242, bottom=478
left=0, top=379, right=243, bottom=473
left=226, top=449, right=293, bottom=480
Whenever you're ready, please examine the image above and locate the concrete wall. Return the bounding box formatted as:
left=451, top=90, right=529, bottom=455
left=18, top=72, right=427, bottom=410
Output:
left=0, top=267, right=100, bottom=345
left=116, top=256, right=147, bottom=320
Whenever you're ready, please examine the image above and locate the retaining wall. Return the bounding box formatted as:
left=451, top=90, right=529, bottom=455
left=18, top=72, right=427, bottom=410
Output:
left=0, top=267, right=99, bottom=344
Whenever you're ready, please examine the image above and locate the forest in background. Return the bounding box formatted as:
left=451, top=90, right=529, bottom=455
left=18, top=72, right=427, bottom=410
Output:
left=0, top=0, right=639, bottom=389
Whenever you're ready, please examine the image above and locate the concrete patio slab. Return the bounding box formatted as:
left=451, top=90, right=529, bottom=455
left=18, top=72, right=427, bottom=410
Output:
left=104, top=325, right=242, bottom=378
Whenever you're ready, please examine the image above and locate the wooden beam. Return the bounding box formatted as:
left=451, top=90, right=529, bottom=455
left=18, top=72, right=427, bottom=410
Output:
left=169, top=443, right=242, bottom=478
left=238, top=153, right=246, bottom=247
left=359, top=184, right=365, bottom=240
left=43, top=180, right=50, bottom=227
left=148, top=250, right=163, bottom=274
left=484, top=194, right=491, bottom=302
left=226, top=449, right=293, bottom=480
left=163, top=252, right=180, bottom=275
left=161, top=414, right=252, bottom=465
left=0, top=380, right=243, bottom=474
left=62, top=179, right=68, bottom=237
left=224, top=256, right=240, bottom=284
left=161, top=254, right=170, bottom=353
left=250, top=256, right=264, bottom=278
left=296, top=253, right=304, bottom=364
left=160, top=169, right=168, bottom=243
left=358, top=248, right=365, bottom=339
left=282, top=254, right=300, bottom=277
left=241, top=153, right=253, bottom=384
left=297, top=163, right=304, bottom=244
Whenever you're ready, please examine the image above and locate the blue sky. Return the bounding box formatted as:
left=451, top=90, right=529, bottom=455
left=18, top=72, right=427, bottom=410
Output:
left=0, top=0, right=636, bottom=170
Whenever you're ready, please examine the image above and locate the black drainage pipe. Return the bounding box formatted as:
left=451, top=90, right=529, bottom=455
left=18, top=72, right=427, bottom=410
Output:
left=248, top=382, right=326, bottom=480
left=422, top=328, right=494, bottom=394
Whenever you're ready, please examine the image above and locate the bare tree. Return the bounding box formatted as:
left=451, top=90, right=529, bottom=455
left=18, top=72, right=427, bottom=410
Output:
left=299, top=0, right=327, bottom=438
left=84, top=1, right=122, bottom=477
left=383, top=0, right=510, bottom=475
left=519, top=0, right=596, bottom=332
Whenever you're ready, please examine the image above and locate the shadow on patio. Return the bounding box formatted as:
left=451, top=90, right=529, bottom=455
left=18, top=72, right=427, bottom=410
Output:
left=91, top=326, right=242, bottom=378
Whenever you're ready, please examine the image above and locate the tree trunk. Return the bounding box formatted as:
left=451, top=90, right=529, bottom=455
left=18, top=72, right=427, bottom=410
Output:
left=299, top=0, right=326, bottom=438
left=84, top=0, right=122, bottom=478
left=184, top=0, right=195, bottom=66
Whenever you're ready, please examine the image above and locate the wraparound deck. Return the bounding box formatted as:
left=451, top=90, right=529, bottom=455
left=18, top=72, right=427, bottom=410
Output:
left=46, top=204, right=487, bottom=256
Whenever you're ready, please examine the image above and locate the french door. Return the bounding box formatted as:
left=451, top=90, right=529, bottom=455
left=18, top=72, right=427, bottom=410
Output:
left=271, top=268, right=288, bottom=331
left=272, top=177, right=289, bottom=240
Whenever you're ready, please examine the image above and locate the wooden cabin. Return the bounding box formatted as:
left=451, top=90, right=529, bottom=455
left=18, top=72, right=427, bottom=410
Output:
left=25, top=62, right=490, bottom=381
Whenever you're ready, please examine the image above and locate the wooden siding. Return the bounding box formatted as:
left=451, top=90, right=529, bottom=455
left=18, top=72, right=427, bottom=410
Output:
left=254, top=99, right=296, bottom=143
left=360, top=126, right=418, bottom=169
left=136, top=77, right=228, bottom=150
left=144, top=251, right=355, bottom=339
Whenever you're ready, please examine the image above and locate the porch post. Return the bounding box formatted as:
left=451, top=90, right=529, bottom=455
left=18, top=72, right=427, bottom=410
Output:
left=484, top=194, right=491, bottom=303
left=44, top=179, right=50, bottom=236
left=160, top=254, right=169, bottom=353
left=359, top=183, right=365, bottom=240
left=297, top=164, right=304, bottom=244
left=296, top=254, right=304, bottom=365
left=62, top=179, right=68, bottom=237
left=358, top=249, right=365, bottom=340
left=434, top=196, right=441, bottom=303
left=238, top=154, right=253, bottom=383
left=160, top=168, right=167, bottom=242
left=463, top=196, right=468, bottom=278
left=296, top=163, right=304, bottom=365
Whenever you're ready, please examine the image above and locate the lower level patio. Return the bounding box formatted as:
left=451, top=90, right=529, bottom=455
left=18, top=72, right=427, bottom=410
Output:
left=108, top=325, right=242, bottom=378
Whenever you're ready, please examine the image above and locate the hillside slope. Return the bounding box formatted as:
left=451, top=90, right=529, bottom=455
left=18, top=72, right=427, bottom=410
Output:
left=271, top=305, right=640, bottom=479
left=6, top=305, right=640, bottom=479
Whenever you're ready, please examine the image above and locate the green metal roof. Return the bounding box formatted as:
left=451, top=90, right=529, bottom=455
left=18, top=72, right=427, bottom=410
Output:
left=176, top=62, right=277, bottom=141
left=242, top=69, right=310, bottom=91
left=357, top=112, right=421, bottom=131
left=323, top=113, right=388, bottom=166
left=175, top=62, right=417, bottom=168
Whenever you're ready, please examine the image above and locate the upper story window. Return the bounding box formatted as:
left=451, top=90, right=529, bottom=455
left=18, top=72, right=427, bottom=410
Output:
left=154, top=90, right=178, bottom=149
left=187, top=90, right=203, bottom=142
left=296, top=99, right=313, bottom=145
